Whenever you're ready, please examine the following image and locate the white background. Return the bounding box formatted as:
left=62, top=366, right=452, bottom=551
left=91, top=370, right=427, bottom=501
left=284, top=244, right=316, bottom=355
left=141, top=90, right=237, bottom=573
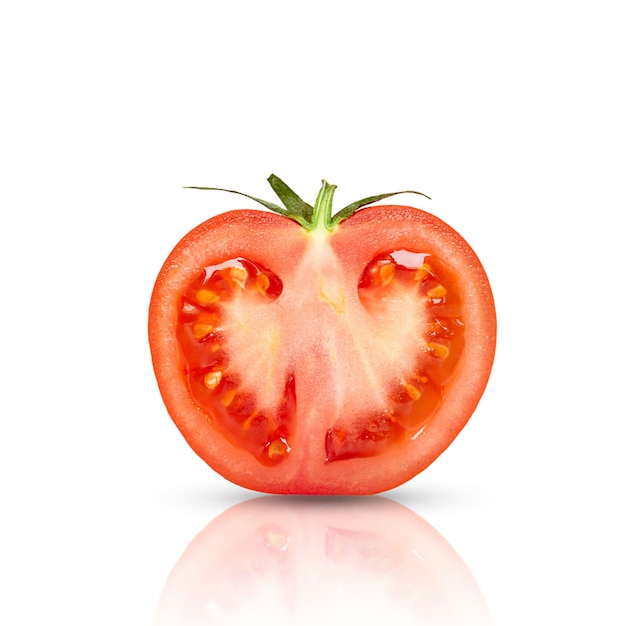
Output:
left=2, top=1, right=625, bottom=624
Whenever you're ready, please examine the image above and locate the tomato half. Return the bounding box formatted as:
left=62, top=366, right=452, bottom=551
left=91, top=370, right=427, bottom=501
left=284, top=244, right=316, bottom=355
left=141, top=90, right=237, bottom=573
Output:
left=149, top=176, right=496, bottom=495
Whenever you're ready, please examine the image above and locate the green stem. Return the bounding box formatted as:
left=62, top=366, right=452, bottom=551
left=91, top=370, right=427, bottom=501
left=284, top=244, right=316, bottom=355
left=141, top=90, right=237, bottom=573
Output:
left=186, top=175, right=430, bottom=232
left=310, top=180, right=338, bottom=232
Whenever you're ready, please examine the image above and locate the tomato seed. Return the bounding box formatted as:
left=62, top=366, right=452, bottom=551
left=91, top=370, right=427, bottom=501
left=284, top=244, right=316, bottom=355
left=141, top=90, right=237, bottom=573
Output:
left=203, top=370, right=222, bottom=390
left=242, top=411, right=262, bottom=430
left=192, top=323, right=214, bottom=339
left=229, top=266, right=248, bottom=288
left=379, top=263, right=396, bottom=285
left=267, top=439, right=288, bottom=458
left=427, top=284, right=447, bottom=299
left=427, top=342, right=450, bottom=359
left=403, top=383, right=421, bottom=401
left=196, top=289, right=220, bottom=305
left=256, top=273, right=270, bottom=295
left=414, top=263, right=432, bottom=281
left=221, top=389, right=236, bottom=407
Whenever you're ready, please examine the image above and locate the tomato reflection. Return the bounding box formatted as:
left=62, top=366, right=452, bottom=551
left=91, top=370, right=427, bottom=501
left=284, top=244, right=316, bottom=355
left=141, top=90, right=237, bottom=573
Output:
left=154, top=497, right=491, bottom=626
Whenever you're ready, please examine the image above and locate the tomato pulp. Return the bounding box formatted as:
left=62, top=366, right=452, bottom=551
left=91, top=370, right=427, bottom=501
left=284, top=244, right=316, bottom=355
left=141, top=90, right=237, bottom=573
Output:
left=149, top=176, right=496, bottom=494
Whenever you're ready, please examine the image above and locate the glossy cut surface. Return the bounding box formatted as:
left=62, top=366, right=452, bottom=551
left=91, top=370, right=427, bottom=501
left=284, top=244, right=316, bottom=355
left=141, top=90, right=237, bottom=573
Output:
left=149, top=205, right=496, bottom=494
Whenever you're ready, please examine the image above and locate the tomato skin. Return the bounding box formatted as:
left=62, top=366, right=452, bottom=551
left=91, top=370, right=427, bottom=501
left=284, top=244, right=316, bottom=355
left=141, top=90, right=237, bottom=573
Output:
left=149, top=205, right=496, bottom=495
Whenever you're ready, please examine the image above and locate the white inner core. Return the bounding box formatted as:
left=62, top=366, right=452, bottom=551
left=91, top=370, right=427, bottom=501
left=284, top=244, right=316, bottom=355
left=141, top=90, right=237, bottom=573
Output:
left=220, top=235, right=428, bottom=419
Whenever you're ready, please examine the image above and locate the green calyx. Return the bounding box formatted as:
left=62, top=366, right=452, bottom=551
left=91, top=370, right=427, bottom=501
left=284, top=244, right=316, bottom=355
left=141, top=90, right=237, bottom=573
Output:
left=186, top=175, right=430, bottom=233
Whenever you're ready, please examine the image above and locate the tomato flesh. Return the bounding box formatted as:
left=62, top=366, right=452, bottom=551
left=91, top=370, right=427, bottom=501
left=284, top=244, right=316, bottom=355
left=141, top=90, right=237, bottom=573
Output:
left=149, top=206, right=496, bottom=494
left=175, top=245, right=465, bottom=466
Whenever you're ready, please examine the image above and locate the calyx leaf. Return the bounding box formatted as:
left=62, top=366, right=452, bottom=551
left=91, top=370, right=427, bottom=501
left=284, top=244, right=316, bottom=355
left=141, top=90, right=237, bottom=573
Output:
left=186, top=175, right=430, bottom=232
left=267, top=174, right=314, bottom=224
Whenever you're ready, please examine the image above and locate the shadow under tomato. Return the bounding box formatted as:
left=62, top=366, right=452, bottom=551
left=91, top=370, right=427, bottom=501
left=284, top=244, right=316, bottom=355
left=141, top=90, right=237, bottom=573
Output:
left=153, top=496, right=491, bottom=626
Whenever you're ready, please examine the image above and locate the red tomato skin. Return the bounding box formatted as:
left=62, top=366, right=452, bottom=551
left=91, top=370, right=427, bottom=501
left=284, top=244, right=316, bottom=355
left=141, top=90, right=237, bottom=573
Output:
left=149, top=206, right=496, bottom=495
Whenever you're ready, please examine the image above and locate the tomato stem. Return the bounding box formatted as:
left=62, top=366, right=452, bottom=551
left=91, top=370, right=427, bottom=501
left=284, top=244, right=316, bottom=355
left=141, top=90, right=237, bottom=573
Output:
left=185, top=175, right=431, bottom=232
left=311, top=180, right=338, bottom=233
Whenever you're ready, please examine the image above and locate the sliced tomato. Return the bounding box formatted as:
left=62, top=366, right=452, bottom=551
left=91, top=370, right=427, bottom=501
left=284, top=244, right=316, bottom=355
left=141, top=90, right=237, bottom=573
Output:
left=149, top=176, right=496, bottom=495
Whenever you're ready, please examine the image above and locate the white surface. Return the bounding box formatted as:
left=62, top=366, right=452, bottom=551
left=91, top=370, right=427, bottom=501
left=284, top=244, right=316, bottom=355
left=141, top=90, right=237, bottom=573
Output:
left=1, top=1, right=624, bottom=624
